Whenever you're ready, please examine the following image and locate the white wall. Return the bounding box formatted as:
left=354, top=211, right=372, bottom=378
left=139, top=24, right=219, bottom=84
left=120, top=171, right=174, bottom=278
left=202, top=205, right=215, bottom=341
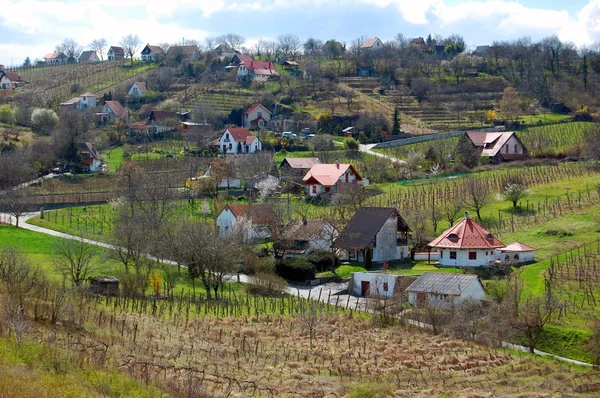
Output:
left=500, top=135, right=525, bottom=155
left=497, top=250, right=535, bottom=264
left=407, top=280, right=485, bottom=307
left=78, top=96, right=96, bottom=110
left=352, top=272, right=398, bottom=297
left=373, top=215, right=399, bottom=262
left=215, top=209, right=269, bottom=240
left=0, top=75, right=12, bottom=90
left=438, top=248, right=495, bottom=267
left=243, top=106, right=271, bottom=128
left=128, top=83, right=144, bottom=98
left=414, top=252, right=440, bottom=261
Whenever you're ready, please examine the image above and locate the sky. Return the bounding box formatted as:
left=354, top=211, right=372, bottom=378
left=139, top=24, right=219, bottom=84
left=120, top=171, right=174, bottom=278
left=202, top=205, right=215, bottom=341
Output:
left=1, top=0, right=600, bottom=67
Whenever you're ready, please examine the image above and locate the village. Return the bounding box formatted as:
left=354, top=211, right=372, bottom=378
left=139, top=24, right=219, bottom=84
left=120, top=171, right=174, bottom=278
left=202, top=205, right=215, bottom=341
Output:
left=1, top=23, right=600, bottom=397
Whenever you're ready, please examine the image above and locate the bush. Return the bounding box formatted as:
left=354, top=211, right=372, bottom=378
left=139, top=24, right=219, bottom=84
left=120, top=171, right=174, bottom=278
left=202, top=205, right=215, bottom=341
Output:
left=246, top=273, right=288, bottom=297
left=344, top=137, right=359, bottom=150
left=306, top=250, right=338, bottom=272
left=275, top=257, right=316, bottom=281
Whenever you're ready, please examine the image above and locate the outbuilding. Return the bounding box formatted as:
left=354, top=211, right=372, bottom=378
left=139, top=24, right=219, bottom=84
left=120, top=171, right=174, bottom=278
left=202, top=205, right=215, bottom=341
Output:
left=498, top=242, right=536, bottom=264
left=406, top=272, right=485, bottom=307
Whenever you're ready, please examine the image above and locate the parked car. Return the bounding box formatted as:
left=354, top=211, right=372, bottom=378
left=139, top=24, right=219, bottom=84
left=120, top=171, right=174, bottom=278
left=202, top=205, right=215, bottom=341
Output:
left=301, top=128, right=312, bottom=135
left=281, top=132, right=297, bottom=139
left=52, top=167, right=62, bottom=174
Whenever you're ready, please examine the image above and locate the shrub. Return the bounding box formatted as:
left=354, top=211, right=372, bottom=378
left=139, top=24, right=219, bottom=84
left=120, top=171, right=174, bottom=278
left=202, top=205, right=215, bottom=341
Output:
left=275, top=257, right=316, bottom=281
left=344, top=137, right=359, bottom=150
left=246, top=273, right=288, bottom=297
left=306, top=250, right=338, bottom=272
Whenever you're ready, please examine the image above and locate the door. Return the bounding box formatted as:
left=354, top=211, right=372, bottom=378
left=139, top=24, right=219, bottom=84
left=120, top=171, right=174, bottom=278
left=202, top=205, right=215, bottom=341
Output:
left=416, top=293, right=426, bottom=307
left=361, top=281, right=370, bottom=297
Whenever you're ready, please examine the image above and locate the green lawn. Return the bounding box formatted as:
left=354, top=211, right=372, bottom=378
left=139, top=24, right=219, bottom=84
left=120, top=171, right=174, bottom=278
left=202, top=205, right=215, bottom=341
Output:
left=516, top=113, right=572, bottom=125
left=101, top=146, right=125, bottom=173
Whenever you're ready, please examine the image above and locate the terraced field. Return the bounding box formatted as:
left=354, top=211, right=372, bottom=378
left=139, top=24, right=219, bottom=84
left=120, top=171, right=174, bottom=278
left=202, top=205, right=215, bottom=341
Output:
left=181, top=87, right=255, bottom=114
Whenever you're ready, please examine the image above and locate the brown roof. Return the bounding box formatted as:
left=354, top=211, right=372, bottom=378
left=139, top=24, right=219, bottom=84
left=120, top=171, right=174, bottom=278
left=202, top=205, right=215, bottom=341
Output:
left=1, top=71, right=22, bottom=82
left=78, top=50, right=97, bottom=62
left=233, top=54, right=253, bottom=64
left=149, top=110, right=178, bottom=123
left=361, top=38, right=380, bottom=48
left=167, top=45, right=199, bottom=59
left=284, top=220, right=331, bottom=241
left=143, top=44, right=164, bottom=55
left=225, top=204, right=276, bottom=225
left=133, top=82, right=147, bottom=92
left=104, top=101, right=127, bottom=119
left=109, top=46, right=124, bottom=56
left=428, top=214, right=505, bottom=249
left=43, top=52, right=66, bottom=60
left=335, top=207, right=410, bottom=251
left=302, top=163, right=362, bottom=187
left=280, top=157, right=321, bottom=169
left=77, top=142, right=101, bottom=160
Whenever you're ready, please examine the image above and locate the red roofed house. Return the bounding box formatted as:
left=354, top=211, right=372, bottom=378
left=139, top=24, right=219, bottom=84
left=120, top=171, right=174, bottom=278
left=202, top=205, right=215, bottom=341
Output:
left=428, top=212, right=506, bottom=267
left=237, top=60, right=279, bottom=83
left=107, top=46, right=124, bottom=61
left=302, top=162, right=362, bottom=198
left=0, top=66, right=23, bottom=90
left=99, top=100, right=128, bottom=123
left=43, top=52, right=68, bottom=65
left=218, top=127, right=262, bottom=154
left=498, top=242, right=536, bottom=264
left=466, top=131, right=529, bottom=164
left=230, top=54, right=253, bottom=67
left=361, top=37, right=384, bottom=51
left=140, top=44, right=165, bottom=62
left=216, top=204, right=276, bottom=240
left=242, top=103, right=272, bottom=129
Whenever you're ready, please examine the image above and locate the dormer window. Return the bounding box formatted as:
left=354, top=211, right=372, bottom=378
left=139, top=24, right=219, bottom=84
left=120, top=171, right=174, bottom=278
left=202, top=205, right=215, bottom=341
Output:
left=448, top=234, right=459, bottom=242
left=486, top=233, right=494, bottom=241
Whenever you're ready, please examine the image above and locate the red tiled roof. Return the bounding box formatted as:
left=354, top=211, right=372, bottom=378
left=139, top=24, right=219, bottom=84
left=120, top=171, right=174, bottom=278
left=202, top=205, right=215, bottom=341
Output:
left=104, top=101, right=127, bottom=119
left=128, top=123, right=147, bottom=129
left=235, top=54, right=253, bottom=64
left=428, top=215, right=505, bottom=249
left=361, top=38, right=380, bottom=48
left=244, top=103, right=271, bottom=115
left=44, top=52, right=65, bottom=60
left=500, top=242, right=536, bottom=252
left=145, top=45, right=164, bottom=54
left=246, top=135, right=258, bottom=145
left=225, top=204, right=276, bottom=225
left=226, top=127, right=255, bottom=142
left=1, top=71, right=22, bottom=82
left=302, top=163, right=362, bottom=187
left=241, top=61, right=278, bottom=75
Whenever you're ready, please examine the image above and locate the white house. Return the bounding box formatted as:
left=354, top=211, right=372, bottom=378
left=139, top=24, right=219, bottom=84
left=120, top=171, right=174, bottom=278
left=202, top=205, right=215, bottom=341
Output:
left=99, top=101, right=127, bottom=123
left=281, top=219, right=338, bottom=258
left=77, top=142, right=103, bottom=172
left=498, top=242, right=536, bottom=265
left=128, top=82, right=148, bottom=99
left=302, top=162, right=362, bottom=198
left=406, top=273, right=486, bottom=307
left=43, top=52, right=67, bottom=65
left=0, top=69, right=22, bottom=90
left=203, top=164, right=242, bottom=189
left=427, top=213, right=506, bottom=267
left=351, top=272, right=418, bottom=298
left=59, top=93, right=97, bottom=110
left=107, top=46, right=124, bottom=61
left=78, top=50, right=100, bottom=63
left=242, top=103, right=272, bottom=129
left=335, top=207, right=411, bottom=263
left=140, top=44, right=164, bottom=62
left=215, top=204, right=275, bottom=241
left=361, top=37, right=384, bottom=51
left=218, top=127, right=262, bottom=154
left=236, top=60, right=279, bottom=83
left=466, top=131, right=529, bottom=164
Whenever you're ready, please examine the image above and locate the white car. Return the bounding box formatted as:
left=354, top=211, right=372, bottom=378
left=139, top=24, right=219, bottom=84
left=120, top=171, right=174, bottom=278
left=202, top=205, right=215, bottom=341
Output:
left=281, top=132, right=297, bottom=139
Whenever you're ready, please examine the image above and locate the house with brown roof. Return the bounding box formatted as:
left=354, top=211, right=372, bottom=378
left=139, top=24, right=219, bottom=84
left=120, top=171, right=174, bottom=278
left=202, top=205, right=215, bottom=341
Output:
left=147, top=110, right=181, bottom=134
left=302, top=162, right=362, bottom=198
left=218, top=127, right=262, bottom=154
left=279, top=219, right=338, bottom=258
left=43, top=52, right=68, bottom=65
left=410, top=37, right=427, bottom=52
left=77, top=142, right=103, bottom=172
left=140, top=44, right=165, bottom=62
left=167, top=45, right=200, bottom=63
left=335, top=207, right=410, bottom=263
left=128, top=82, right=148, bottom=99
left=230, top=54, right=253, bottom=67
left=0, top=66, right=23, bottom=90
left=236, top=60, right=279, bottom=83
left=60, top=93, right=97, bottom=110
left=242, top=103, right=272, bottom=129
left=428, top=212, right=506, bottom=267
left=280, top=157, right=321, bottom=173
left=215, top=204, right=276, bottom=240
left=107, top=46, right=124, bottom=61
left=78, top=50, right=100, bottom=64
left=99, top=100, right=127, bottom=123
left=361, top=37, right=384, bottom=51
left=466, top=131, right=528, bottom=164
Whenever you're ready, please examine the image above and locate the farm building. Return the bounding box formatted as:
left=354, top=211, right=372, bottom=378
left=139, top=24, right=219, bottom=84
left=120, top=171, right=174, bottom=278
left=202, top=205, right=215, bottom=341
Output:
left=236, top=60, right=279, bottom=83
left=428, top=212, right=505, bottom=267
left=335, top=207, right=410, bottom=263
left=98, top=101, right=128, bottom=123
left=0, top=67, right=23, bottom=90
left=466, top=131, right=529, bottom=164
left=498, top=242, right=536, bottom=264
left=352, top=272, right=417, bottom=298
left=361, top=37, right=384, bottom=51
left=42, top=52, right=67, bottom=65
left=140, top=44, right=164, bottom=62
left=406, top=272, right=485, bottom=307
left=215, top=204, right=275, bottom=241
left=302, top=162, right=362, bottom=198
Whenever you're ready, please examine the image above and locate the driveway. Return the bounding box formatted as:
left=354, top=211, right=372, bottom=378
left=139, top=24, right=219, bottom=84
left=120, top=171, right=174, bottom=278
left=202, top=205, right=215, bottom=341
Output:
left=359, top=143, right=405, bottom=164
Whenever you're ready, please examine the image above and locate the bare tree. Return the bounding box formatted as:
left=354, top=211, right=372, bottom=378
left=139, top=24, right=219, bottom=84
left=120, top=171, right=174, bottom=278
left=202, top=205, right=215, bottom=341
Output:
left=54, top=236, right=102, bottom=287
left=56, top=38, right=82, bottom=63
left=298, top=300, right=324, bottom=350
left=120, top=34, right=142, bottom=61
left=89, top=38, right=107, bottom=61
left=0, top=150, right=31, bottom=190
left=506, top=294, right=559, bottom=353
left=0, top=190, right=32, bottom=227
left=277, top=34, right=302, bottom=59
left=216, top=33, right=245, bottom=52
left=463, top=178, right=492, bottom=222
left=441, top=199, right=463, bottom=227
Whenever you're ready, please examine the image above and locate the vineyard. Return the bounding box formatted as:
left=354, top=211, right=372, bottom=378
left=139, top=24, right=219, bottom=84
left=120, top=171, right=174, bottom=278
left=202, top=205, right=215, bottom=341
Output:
left=23, top=290, right=600, bottom=397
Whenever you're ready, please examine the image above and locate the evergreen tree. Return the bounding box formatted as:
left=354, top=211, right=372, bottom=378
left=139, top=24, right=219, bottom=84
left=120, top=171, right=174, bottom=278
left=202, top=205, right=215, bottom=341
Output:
left=364, top=249, right=373, bottom=270
left=61, top=136, right=82, bottom=173
left=583, top=55, right=588, bottom=89
left=23, top=57, right=31, bottom=67
left=392, top=107, right=401, bottom=135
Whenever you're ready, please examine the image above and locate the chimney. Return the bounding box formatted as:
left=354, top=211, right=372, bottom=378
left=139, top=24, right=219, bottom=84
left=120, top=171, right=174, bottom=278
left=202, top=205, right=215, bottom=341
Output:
left=335, top=159, right=340, bottom=169
left=301, top=217, right=307, bottom=225
left=465, top=211, right=470, bottom=219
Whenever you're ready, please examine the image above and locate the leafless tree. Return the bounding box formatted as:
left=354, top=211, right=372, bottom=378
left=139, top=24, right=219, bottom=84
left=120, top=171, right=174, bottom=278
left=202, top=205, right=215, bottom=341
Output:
left=120, top=34, right=143, bottom=61
left=277, top=34, right=302, bottom=59
left=441, top=199, right=463, bottom=227
left=463, top=178, right=492, bottom=222
left=298, top=300, right=324, bottom=350
left=89, top=38, right=107, bottom=61
left=54, top=235, right=102, bottom=287
left=448, top=298, right=489, bottom=341
left=216, top=33, right=245, bottom=52
left=587, top=316, right=600, bottom=367
left=0, top=190, right=32, bottom=227
left=506, top=293, right=559, bottom=353
left=0, top=150, right=31, bottom=190
left=56, top=38, right=82, bottom=63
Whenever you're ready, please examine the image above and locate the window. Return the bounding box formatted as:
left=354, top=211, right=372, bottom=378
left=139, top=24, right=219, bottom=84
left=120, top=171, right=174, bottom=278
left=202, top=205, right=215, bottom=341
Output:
left=514, top=144, right=518, bottom=153
left=383, top=282, right=389, bottom=292
left=448, top=234, right=459, bottom=242
left=440, top=251, right=443, bottom=258
left=514, top=254, right=520, bottom=261
left=226, top=133, right=229, bottom=139
left=257, top=111, right=262, bottom=117
left=228, top=143, right=232, bottom=150
left=324, top=186, right=330, bottom=192
left=450, top=251, right=457, bottom=259
left=469, top=251, right=477, bottom=260
left=312, top=185, right=317, bottom=194
left=505, top=144, right=509, bottom=153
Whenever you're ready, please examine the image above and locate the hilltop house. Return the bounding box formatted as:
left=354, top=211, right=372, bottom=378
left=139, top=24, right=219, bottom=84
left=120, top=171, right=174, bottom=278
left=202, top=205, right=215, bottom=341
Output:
left=78, top=50, right=99, bottom=63
left=466, top=131, right=529, bottom=164
left=406, top=273, right=485, bottom=307
left=215, top=204, right=276, bottom=240
left=99, top=100, right=127, bottom=123
left=107, top=46, right=124, bottom=61
left=428, top=212, right=506, bottom=267
left=128, top=82, right=147, bottom=99
left=410, top=37, right=427, bottom=51
left=60, top=93, right=97, bottom=110
left=361, top=37, right=384, bottom=51
left=218, top=127, right=262, bottom=154
left=242, top=103, right=272, bottom=129
left=167, top=45, right=200, bottom=63
left=77, top=142, right=103, bottom=172
left=0, top=67, right=23, bottom=90
left=279, top=219, right=338, bottom=258
left=230, top=54, right=253, bottom=67
left=140, top=44, right=164, bottom=62
left=302, top=162, right=362, bottom=198
left=43, top=52, right=68, bottom=65
left=335, top=207, right=410, bottom=263
left=236, top=60, right=279, bottom=83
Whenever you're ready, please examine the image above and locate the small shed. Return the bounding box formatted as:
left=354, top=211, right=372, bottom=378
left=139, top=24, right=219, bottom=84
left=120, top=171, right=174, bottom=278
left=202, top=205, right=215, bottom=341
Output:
left=498, top=242, right=536, bottom=264
left=406, top=272, right=484, bottom=307
left=352, top=272, right=417, bottom=298
left=89, top=276, right=120, bottom=295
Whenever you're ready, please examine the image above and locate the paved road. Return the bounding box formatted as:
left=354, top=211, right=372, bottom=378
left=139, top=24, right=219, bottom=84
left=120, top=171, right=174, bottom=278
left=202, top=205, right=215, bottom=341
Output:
left=359, top=143, right=405, bottom=164
left=1, top=211, right=592, bottom=367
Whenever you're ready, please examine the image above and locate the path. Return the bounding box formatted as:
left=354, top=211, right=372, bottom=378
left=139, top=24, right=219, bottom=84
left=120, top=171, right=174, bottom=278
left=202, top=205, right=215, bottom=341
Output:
left=359, top=143, right=405, bottom=164
left=1, top=212, right=593, bottom=367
